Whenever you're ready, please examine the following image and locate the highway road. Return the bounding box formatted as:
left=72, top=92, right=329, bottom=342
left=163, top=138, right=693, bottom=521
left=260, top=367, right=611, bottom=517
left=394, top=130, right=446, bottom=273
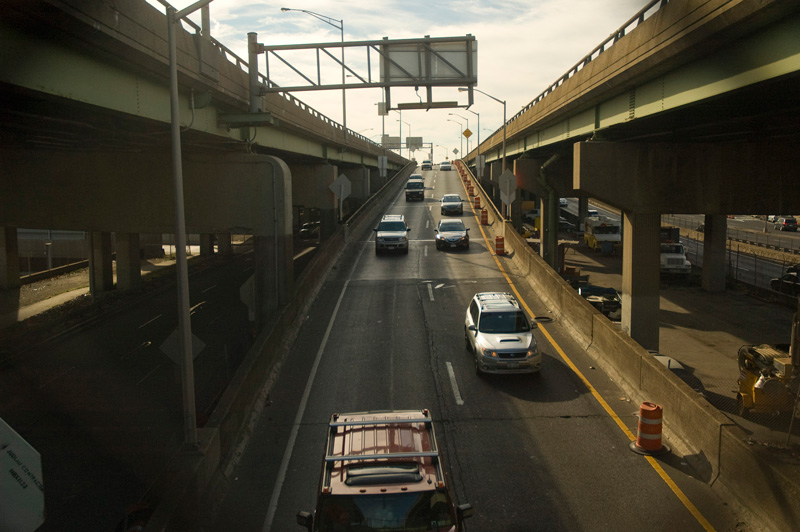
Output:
left=207, top=167, right=746, bottom=531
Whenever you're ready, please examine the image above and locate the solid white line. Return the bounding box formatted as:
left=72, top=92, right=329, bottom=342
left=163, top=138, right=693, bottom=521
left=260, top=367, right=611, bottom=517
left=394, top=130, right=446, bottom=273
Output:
left=446, top=362, right=464, bottom=405
left=427, top=283, right=434, bottom=301
left=262, top=280, right=351, bottom=532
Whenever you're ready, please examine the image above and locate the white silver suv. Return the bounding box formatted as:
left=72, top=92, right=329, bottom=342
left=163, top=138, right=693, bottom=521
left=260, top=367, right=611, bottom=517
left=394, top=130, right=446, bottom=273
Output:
left=374, top=214, right=410, bottom=255
left=465, top=292, right=541, bottom=375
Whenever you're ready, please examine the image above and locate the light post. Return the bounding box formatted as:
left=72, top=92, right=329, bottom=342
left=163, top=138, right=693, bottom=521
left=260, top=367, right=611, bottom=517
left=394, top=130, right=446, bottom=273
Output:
left=281, top=7, right=346, bottom=139
left=448, top=112, right=470, bottom=156
left=446, top=118, right=463, bottom=156
left=460, top=87, right=506, bottom=171
left=397, top=119, right=410, bottom=158
left=466, top=108, right=480, bottom=167
left=167, top=0, right=215, bottom=446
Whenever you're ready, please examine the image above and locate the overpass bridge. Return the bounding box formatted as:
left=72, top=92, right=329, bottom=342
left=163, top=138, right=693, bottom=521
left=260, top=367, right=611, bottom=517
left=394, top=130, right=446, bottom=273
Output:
left=462, top=0, right=800, bottom=348
left=0, top=0, right=411, bottom=327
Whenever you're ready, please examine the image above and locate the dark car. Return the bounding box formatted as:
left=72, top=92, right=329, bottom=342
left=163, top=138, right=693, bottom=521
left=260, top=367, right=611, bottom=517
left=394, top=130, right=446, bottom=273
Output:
left=298, top=221, right=320, bottom=239
left=770, top=272, right=800, bottom=296
left=578, top=285, right=621, bottom=320
left=404, top=178, right=425, bottom=201
left=774, top=217, right=797, bottom=231
left=435, top=219, right=469, bottom=250
left=440, top=194, right=464, bottom=215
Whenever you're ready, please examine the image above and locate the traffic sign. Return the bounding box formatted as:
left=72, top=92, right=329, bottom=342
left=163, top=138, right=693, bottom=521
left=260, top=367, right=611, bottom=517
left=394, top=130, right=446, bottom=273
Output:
left=329, top=174, right=351, bottom=200
left=462, top=128, right=472, bottom=138
left=499, top=169, right=516, bottom=205
left=1, top=416, right=45, bottom=531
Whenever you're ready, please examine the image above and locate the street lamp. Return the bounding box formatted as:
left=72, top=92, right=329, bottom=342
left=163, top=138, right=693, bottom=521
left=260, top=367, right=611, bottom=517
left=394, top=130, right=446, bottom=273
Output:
left=465, top=108, right=480, bottom=173
left=281, top=7, right=347, bottom=139
left=167, top=0, right=216, bottom=447
left=460, top=87, right=506, bottom=172
left=448, top=112, right=470, bottom=156
left=397, top=119, right=410, bottom=158
left=446, top=118, right=463, bottom=156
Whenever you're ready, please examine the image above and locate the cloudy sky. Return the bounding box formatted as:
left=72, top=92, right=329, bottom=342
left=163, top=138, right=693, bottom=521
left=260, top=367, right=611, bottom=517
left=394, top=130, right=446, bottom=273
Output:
left=151, top=0, right=648, bottom=162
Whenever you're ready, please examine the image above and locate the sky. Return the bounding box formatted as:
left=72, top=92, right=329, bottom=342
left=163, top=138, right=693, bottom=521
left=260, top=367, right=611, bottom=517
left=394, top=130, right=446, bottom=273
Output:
left=150, top=0, right=648, bottom=162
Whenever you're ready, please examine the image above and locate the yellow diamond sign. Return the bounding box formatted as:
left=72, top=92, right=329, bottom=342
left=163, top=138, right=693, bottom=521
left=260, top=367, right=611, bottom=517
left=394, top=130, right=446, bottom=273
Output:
left=462, top=128, right=472, bottom=138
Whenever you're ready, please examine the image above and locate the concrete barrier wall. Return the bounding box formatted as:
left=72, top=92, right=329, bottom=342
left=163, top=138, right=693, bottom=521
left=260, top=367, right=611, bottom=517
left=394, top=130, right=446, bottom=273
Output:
left=144, top=164, right=415, bottom=531
left=452, top=160, right=798, bottom=532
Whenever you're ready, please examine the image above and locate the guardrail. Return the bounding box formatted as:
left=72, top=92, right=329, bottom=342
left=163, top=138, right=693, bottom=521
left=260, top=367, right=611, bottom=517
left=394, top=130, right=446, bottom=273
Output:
left=482, top=0, right=671, bottom=144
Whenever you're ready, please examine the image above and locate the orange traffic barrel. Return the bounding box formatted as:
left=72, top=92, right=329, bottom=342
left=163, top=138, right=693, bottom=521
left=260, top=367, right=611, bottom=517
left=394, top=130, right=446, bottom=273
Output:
left=468, top=185, right=474, bottom=197
left=495, top=236, right=504, bottom=255
left=474, top=196, right=481, bottom=209
left=629, top=402, right=669, bottom=455
left=481, top=209, right=488, bottom=225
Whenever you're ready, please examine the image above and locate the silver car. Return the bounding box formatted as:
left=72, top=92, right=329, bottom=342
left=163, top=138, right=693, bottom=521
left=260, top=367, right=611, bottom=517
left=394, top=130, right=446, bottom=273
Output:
left=465, top=292, right=541, bottom=375
left=374, top=214, right=410, bottom=255
left=440, top=194, right=464, bottom=215
left=435, top=219, right=469, bottom=250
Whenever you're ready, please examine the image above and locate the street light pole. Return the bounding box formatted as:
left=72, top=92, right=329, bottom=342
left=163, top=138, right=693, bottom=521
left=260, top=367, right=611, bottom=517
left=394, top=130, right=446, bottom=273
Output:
left=397, top=118, right=410, bottom=158
left=281, top=7, right=346, bottom=139
left=460, top=87, right=506, bottom=172
left=167, top=0, right=215, bottom=447
left=466, top=108, right=480, bottom=174
left=447, top=118, right=463, bottom=157
left=448, top=112, right=470, bottom=157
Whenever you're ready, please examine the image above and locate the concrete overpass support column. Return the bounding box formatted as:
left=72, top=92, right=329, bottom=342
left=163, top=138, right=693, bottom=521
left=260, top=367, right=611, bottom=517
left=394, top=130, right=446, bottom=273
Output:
left=89, top=231, right=113, bottom=294
left=116, top=232, right=141, bottom=291
left=702, top=214, right=727, bottom=292
left=289, top=163, right=337, bottom=239
left=217, top=233, right=232, bottom=255
left=369, top=168, right=383, bottom=194
left=621, top=212, right=661, bottom=350
left=1, top=227, right=20, bottom=290
left=199, top=233, right=214, bottom=255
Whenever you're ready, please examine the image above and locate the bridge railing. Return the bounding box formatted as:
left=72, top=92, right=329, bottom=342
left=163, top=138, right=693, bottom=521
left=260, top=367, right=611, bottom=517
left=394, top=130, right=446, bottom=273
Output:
left=176, top=16, right=378, bottom=146
left=481, top=0, right=671, bottom=147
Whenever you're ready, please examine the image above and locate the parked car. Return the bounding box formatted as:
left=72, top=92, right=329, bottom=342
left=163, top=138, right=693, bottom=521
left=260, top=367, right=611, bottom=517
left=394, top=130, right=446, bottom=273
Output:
left=374, top=214, right=410, bottom=254
left=578, top=285, right=621, bottom=320
left=774, top=217, right=798, bottom=231
left=297, top=410, right=473, bottom=532
left=465, top=292, right=541, bottom=375
left=770, top=272, right=800, bottom=296
left=558, top=217, right=574, bottom=231
left=435, top=219, right=470, bottom=250
left=440, top=194, right=464, bottom=215
left=298, top=221, right=320, bottom=239
left=440, top=161, right=452, bottom=171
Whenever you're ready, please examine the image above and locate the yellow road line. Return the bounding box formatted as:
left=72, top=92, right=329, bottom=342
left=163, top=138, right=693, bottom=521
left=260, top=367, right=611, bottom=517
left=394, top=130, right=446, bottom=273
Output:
left=455, top=163, right=716, bottom=532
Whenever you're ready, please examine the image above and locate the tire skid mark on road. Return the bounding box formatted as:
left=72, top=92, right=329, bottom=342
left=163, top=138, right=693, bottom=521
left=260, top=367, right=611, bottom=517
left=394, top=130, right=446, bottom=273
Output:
left=38, top=365, right=75, bottom=389
left=138, top=314, right=162, bottom=329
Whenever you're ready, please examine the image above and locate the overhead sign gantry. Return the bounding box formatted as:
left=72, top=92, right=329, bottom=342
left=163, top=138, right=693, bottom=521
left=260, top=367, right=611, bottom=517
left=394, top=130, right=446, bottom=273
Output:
left=251, top=35, right=478, bottom=111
